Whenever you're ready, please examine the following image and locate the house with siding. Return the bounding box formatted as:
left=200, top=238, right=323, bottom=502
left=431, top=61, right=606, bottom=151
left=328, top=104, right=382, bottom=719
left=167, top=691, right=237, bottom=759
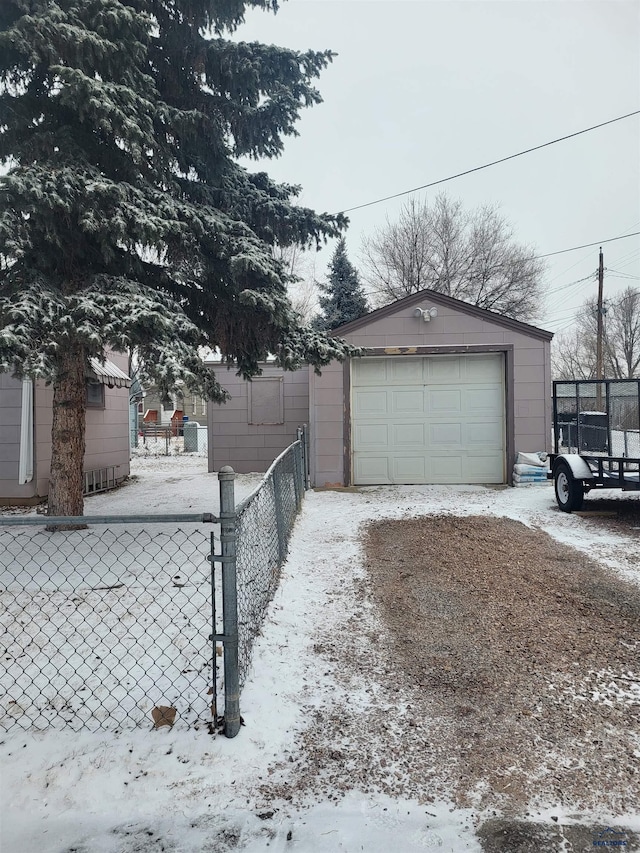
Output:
left=0, top=353, right=132, bottom=505
left=140, top=385, right=209, bottom=429
left=208, top=289, right=553, bottom=487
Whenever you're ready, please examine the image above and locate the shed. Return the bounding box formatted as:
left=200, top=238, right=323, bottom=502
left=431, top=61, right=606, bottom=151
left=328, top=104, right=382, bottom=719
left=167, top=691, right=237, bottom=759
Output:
left=1, top=353, right=132, bottom=505
left=207, top=289, right=553, bottom=487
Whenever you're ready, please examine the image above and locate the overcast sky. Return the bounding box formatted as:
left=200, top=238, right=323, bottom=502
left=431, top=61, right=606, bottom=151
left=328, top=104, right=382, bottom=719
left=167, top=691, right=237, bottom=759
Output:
left=237, top=0, right=640, bottom=338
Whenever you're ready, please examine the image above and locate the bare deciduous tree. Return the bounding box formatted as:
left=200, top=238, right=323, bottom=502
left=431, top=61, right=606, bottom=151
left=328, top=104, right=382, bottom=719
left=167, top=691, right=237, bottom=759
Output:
left=272, top=244, right=320, bottom=324
left=361, top=193, right=544, bottom=322
left=552, top=287, right=640, bottom=379
left=552, top=324, right=597, bottom=380
left=604, top=287, right=640, bottom=378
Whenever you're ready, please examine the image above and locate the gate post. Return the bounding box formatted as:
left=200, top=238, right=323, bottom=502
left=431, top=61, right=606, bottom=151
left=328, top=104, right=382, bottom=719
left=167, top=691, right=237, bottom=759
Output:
left=218, top=466, right=240, bottom=738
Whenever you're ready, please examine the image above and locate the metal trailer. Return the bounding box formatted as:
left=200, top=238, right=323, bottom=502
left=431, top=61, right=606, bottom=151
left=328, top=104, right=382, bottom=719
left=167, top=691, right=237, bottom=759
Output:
left=549, top=378, right=640, bottom=512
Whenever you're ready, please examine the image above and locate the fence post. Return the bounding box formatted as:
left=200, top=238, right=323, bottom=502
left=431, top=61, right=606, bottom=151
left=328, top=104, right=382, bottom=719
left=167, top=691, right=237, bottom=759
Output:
left=303, top=424, right=310, bottom=489
left=218, top=466, right=241, bottom=738
left=209, top=529, right=218, bottom=722
left=292, top=444, right=302, bottom=512
left=272, top=467, right=286, bottom=562
left=297, top=424, right=309, bottom=490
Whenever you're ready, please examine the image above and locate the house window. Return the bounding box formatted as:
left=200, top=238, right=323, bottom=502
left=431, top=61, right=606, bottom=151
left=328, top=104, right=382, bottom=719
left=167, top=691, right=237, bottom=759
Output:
left=248, top=377, right=284, bottom=424
left=86, top=382, right=105, bottom=409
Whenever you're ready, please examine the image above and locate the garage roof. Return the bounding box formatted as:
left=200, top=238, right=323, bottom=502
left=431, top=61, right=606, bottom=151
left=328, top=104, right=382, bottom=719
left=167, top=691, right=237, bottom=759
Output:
left=331, top=288, right=554, bottom=342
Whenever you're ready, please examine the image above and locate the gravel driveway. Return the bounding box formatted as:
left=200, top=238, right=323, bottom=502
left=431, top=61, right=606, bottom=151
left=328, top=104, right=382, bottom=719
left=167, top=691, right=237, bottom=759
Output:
left=365, top=514, right=640, bottom=815
left=256, top=484, right=640, bottom=852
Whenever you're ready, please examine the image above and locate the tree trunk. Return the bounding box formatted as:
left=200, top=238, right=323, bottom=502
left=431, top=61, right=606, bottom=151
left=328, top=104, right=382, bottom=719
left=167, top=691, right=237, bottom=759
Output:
left=47, top=342, right=88, bottom=522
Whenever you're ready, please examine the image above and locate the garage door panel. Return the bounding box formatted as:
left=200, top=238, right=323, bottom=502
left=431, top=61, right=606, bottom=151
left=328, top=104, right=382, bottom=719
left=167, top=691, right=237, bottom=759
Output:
left=352, top=354, right=505, bottom=485
left=353, top=389, right=389, bottom=416
left=466, top=387, right=503, bottom=412
left=353, top=359, right=387, bottom=384
left=466, top=356, right=504, bottom=382
left=429, top=422, right=463, bottom=447
left=393, top=456, right=427, bottom=481
left=428, top=388, right=462, bottom=413
left=353, top=455, right=391, bottom=484
left=391, top=389, right=424, bottom=414
left=429, top=357, right=462, bottom=382
left=391, top=358, right=423, bottom=382
left=430, top=455, right=463, bottom=481
left=354, top=423, right=389, bottom=449
left=466, top=453, right=505, bottom=482
left=463, top=421, right=503, bottom=446
left=392, top=423, right=425, bottom=447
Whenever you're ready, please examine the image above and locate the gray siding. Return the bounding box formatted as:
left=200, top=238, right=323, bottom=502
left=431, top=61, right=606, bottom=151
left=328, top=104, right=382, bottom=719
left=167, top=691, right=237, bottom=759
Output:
left=205, top=294, right=552, bottom=487
left=310, top=296, right=552, bottom=487
left=1, top=351, right=131, bottom=504
left=208, top=364, right=309, bottom=473
left=84, top=373, right=132, bottom=482
left=0, top=373, right=25, bottom=501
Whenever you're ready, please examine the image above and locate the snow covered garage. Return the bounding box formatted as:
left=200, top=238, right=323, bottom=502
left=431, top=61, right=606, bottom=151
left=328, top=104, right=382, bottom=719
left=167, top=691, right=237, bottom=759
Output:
left=309, top=289, right=553, bottom=487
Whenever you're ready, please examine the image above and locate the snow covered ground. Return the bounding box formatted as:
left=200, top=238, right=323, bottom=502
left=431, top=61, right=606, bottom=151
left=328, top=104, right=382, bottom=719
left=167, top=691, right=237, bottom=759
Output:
left=2, top=457, right=640, bottom=852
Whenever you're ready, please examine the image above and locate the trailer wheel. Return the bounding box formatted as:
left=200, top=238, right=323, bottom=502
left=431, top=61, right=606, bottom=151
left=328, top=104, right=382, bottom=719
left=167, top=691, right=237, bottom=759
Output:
left=554, top=461, right=584, bottom=512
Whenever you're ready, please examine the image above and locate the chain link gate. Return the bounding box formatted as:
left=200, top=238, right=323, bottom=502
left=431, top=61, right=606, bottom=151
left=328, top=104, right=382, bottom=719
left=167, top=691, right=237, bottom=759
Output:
left=0, top=512, right=220, bottom=733
left=0, top=428, right=309, bottom=738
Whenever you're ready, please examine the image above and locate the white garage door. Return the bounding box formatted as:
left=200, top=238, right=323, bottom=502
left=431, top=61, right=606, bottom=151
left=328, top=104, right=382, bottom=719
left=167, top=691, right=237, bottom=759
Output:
left=351, top=355, right=505, bottom=485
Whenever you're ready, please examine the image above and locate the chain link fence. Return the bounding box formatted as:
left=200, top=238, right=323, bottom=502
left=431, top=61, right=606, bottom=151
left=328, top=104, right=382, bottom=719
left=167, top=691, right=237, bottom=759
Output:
left=233, top=432, right=305, bottom=690
left=0, top=516, right=216, bottom=732
left=0, top=428, right=309, bottom=737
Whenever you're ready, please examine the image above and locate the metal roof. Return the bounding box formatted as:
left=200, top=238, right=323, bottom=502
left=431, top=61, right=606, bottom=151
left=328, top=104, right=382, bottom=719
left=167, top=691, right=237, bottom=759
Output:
left=88, top=358, right=131, bottom=388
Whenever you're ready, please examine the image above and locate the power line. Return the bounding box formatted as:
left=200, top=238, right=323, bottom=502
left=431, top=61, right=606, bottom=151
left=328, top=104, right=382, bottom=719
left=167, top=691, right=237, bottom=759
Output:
left=608, top=245, right=640, bottom=267
left=546, top=272, right=596, bottom=295
left=548, top=320, right=581, bottom=333
left=606, top=269, right=640, bottom=280
left=545, top=307, right=584, bottom=323
left=336, top=109, right=640, bottom=215
left=535, top=231, right=640, bottom=259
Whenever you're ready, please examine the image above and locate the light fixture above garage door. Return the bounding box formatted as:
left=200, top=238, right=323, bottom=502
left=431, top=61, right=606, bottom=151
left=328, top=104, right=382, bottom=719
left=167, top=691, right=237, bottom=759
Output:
left=413, top=307, right=438, bottom=322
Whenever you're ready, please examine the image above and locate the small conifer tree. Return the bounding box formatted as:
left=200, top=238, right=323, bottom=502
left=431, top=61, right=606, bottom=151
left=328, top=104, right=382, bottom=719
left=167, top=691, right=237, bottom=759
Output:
left=314, top=238, right=368, bottom=331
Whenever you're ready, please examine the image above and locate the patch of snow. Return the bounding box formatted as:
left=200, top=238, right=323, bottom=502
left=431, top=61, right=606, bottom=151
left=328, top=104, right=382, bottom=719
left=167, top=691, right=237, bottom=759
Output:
left=3, top=463, right=640, bottom=851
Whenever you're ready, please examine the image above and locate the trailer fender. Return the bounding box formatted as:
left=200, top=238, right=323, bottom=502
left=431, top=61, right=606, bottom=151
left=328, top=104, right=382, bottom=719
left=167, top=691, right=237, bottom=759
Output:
left=552, top=455, right=594, bottom=480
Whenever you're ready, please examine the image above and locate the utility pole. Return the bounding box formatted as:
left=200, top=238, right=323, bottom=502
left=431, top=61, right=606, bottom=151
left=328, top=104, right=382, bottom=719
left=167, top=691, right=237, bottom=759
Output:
left=596, top=247, right=604, bottom=409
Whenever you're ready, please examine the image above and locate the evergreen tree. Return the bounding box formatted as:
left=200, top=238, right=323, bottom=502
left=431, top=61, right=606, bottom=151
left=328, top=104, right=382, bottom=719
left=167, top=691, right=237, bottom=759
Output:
left=0, top=0, right=355, bottom=517
left=314, top=238, right=368, bottom=330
